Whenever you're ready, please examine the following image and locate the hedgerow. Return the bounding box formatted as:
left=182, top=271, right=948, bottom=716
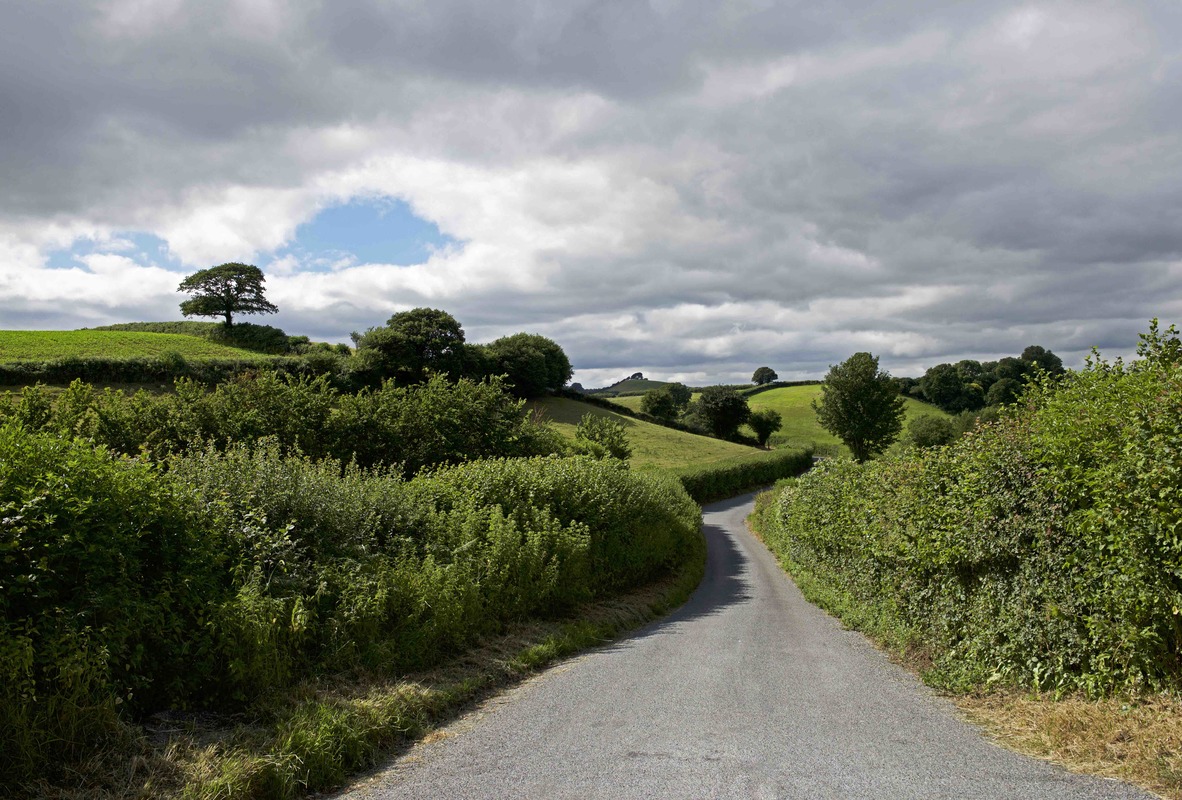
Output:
left=759, top=321, right=1182, bottom=695
left=0, top=427, right=700, bottom=790
left=0, top=373, right=564, bottom=476
left=673, top=446, right=813, bottom=503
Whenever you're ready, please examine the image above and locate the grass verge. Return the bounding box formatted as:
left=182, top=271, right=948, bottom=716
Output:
left=22, top=529, right=706, bottom=800
left=958, top=693, right=1182, bottom=799
left=748, top=486, right=1181, bottom=800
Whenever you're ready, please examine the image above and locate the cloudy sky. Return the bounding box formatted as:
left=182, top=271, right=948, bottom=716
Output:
left=3, top=1, right=1180, bottom=386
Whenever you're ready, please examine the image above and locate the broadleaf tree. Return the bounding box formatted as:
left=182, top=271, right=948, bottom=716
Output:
left=813, top=351, right=904, bottom=462
left=695, top=386, right=751, bottom=439
left=752, top=366, right=778, bottom=385
left=351, top=307, right=467, bottom=385
left=177, top=262, right=278, bottom=326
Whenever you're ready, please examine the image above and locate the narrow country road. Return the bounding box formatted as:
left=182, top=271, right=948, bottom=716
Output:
left=337, top=493, right=1152, bottom=800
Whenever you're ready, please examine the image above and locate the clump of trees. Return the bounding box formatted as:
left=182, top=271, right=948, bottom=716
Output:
left=687, top=386, right=751, bottom=439
left=813, top=352, right=904, bottom=462
left=913, top=345, right=1064, bottom=413
left=640, top=382, right=692, bottom=421
left=350, top=310, right=572, bottom=397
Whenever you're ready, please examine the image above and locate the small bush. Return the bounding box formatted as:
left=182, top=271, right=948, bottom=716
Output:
left=574, top=413, right=632, bottom=460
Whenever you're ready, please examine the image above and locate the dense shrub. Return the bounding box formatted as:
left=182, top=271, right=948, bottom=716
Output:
left=574, top=413, right=632, bottom=460
left=0, top=426, right=228, bottom=785
left=328, top=374, right=566, bottom=474
left=0, top=354, right=343, bottom=387
left=1, top=430, right=701, bottom=787
left=0, top=373, right=564, bottom=476
left=407, top=456, right=699, bottom=593
left=761, top=322, right=1182, bottom=695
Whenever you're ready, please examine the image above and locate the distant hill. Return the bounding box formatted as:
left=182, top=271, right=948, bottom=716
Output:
left=586, top=373, right=673, bottom=396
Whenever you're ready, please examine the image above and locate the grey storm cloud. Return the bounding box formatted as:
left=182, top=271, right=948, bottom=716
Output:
left=2, top=0, right=1181, bottom=385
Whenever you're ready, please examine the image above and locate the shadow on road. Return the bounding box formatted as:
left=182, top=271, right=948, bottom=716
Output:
left=591, top=492, right=757, bottom=652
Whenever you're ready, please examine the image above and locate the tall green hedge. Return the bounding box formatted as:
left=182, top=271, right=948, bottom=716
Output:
left=0, top=429, right=700, bottom=787
left=673, top=447, right=813, bottom=503
left=759, top=322, right=1182, bottom=695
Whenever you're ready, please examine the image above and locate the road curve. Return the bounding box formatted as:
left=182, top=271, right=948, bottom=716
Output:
left=337, top=492, right=1152, bottom=800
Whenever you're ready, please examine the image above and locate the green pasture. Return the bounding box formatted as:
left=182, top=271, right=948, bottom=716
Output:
left=611, top=384, right=949, bottom=457
left=748, top=384, right=948, bottom=456
left=0, top=330, right=266, bottom=362
left=531, top=396, right=758, bottom=470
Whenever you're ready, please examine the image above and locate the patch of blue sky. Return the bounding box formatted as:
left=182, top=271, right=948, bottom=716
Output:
left=272, top=197, right=458, bottom=272
left=44, top=231, right=179, bottom=270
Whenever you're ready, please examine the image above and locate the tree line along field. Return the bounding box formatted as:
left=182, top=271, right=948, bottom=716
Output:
left=611, top=384, right=952, bottom=457
left=0, top=329, right=266, bottom=362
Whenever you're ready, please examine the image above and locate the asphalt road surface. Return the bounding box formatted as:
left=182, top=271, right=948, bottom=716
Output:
left=337, top=492, right=1153, bottom=800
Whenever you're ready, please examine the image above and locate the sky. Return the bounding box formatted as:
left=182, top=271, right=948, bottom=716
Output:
left=2, top=1, right=1181, bottom=387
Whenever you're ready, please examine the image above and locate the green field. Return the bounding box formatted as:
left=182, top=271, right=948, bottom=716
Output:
left=612, top=384, right=949, bottom=457
left=748, top=384, right=947, bottom=455
left=0, top=330, right=267, bottom=362
left=532, top=396, right=759, bottom=470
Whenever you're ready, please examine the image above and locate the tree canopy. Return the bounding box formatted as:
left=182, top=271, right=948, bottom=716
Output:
left=484, top=332, right=573, bottom=397
left=752, top=366, right=778, bottom=385
left=813, top=351, right=904, bottom=462
left=640, top=382, right=692, bottom=421
left=916, top=345, right=1065, bottom=413
left=693, top=386, right=751, bottom=439
left=351, top=307, right=467, bottom=385
left=177, top=263, right=278, bottom=327
left=748, top=408, right=783, bottom=446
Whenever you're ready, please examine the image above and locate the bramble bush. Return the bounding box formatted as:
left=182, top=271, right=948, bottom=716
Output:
left=760, top=321, right=1182, bottom=695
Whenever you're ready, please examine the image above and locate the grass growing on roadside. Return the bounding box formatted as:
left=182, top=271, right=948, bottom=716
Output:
left=957, top=694, right=1182, bottom=800
left=532, top=396, right=756, bottom=470
left=0, top=330, right=265, bottom=362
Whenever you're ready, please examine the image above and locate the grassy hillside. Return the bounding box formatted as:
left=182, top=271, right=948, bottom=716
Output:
left=613, top=384, right=948, bottom=457
left=748, top=384, right=947, bottom=455
left=0, top=330, right=267, bottom=362
left=532, top=396, right=758, bottom=470
left=587, top=378, right=671, bottom=396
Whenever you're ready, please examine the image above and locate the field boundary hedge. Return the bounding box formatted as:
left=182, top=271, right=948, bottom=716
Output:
left=672, top=447, right=813, bottom=503
left=0, top=355, right=322, bottom=386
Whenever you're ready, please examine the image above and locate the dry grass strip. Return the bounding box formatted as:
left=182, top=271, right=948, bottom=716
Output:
left=956, top=692, right=1182, bottom=800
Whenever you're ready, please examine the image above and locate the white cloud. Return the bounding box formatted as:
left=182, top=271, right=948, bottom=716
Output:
left=1, top=0, right=1180, bottom=382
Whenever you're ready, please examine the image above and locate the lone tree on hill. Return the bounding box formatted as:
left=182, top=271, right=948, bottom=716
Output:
left=813, top=351, right=904, bottom=462
left=178, top=262, right=278, bottom=326
left=752, top=366, right=778, bottom=385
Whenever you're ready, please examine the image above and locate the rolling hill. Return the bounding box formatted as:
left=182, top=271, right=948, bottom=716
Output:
left=531, top=396, right=759, bottom=470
